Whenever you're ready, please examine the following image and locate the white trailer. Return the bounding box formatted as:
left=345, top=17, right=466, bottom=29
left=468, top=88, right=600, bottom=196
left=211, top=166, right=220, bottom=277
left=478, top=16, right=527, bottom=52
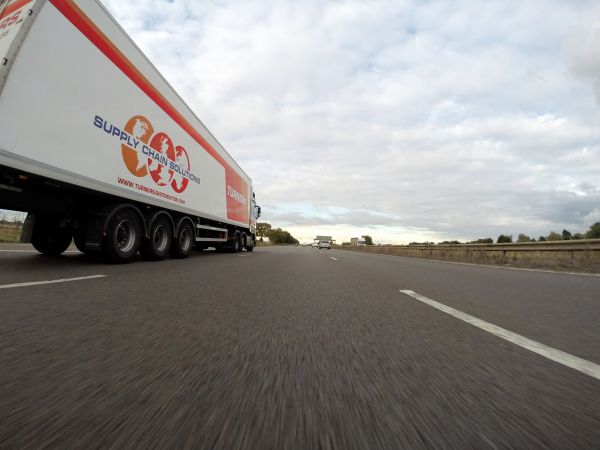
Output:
left=0, top=0, right=261, bottom=262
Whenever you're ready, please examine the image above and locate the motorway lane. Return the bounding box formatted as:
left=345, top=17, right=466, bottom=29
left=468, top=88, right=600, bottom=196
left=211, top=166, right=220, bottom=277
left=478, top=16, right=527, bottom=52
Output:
left=0, top=244, right=107, bottom=286
left=327, top=248, right=600, bottom=364
left=0, top=245, right=599, bottom=448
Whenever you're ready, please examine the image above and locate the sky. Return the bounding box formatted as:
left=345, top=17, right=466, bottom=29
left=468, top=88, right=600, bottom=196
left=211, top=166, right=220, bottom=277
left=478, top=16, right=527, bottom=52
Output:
left=18, top=0, right=600, bottom=244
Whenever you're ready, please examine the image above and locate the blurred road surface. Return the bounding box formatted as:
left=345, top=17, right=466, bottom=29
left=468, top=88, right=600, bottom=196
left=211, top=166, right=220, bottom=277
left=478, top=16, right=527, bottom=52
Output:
left=1, top=244, right=599, bottom=448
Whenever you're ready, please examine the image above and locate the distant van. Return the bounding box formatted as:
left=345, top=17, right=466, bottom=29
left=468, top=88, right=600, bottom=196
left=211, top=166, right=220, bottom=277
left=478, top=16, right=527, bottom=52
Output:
left=318, top=240, right=331, bottom=249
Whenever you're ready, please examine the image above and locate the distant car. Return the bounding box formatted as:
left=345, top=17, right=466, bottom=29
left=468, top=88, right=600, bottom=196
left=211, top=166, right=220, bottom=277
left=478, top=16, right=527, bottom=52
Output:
left=312, top=242, right=319, bottom=247
left=318, top=240, right=331, bottom=249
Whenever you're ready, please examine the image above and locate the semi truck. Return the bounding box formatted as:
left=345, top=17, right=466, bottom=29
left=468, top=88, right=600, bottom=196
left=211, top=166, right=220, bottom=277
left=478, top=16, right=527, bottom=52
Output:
left=0, top=0, right=261, bottom=263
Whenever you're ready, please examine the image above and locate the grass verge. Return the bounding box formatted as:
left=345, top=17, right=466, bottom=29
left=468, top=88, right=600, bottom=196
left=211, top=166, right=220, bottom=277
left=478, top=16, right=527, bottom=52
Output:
left=0, top=224, right=22, bottom=243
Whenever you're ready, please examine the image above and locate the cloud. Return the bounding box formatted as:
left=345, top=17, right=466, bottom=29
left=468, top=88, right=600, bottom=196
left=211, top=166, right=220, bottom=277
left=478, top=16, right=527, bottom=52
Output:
left=584, top=208, right=600, bottom=226
left=100, top=0, right=600, bottom=243
left=564, top=11, right=600, bottom=103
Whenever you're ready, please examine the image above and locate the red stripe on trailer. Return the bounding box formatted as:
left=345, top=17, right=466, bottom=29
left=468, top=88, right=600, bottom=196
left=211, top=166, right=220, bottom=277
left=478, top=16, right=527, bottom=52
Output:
left=49, top=0, right=249, bottom=223
left=49, top=0, right=229, bottom=170
left=0, top=0, right=33, bottom=20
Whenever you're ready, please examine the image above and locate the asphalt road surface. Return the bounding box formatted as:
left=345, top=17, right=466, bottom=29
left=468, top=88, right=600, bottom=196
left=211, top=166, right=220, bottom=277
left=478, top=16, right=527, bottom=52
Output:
left=1, top=244, right=599, bottom=449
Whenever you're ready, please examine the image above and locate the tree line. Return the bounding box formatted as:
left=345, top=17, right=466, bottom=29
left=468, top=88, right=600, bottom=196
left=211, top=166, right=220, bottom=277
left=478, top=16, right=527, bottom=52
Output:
left=410, top=222, right=600, bottom=245
left=256, top=222, right=299, bottom=245
left=255, top=222, right=600, bottom=247
left=486, top=222, right=600, bottom=244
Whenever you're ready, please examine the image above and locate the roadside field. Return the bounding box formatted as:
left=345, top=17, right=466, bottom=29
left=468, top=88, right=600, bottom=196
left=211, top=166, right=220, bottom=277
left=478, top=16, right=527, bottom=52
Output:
left=0, top=224, right=22, bottom=243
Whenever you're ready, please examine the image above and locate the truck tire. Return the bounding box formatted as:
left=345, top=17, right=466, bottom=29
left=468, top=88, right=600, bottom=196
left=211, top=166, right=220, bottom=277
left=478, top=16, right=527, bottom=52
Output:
left=31, top=215, right=72, bottom=256
left=140, top=215, right=172, bottom=261
left=246, top=235, right=255, bottom=252
left=102, top=207, right=142, bottom=263
left=73, top=220, right=96, bottom=255
left=232, top=231, right=242, bottom=253
left=171, top=222, right=194, bottom=259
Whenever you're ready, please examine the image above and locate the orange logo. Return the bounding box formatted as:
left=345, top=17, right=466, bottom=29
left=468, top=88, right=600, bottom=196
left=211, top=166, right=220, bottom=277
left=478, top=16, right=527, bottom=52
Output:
left=117, top=115, right=196, bottom=193
left=121, top=115, right=154, bottom=177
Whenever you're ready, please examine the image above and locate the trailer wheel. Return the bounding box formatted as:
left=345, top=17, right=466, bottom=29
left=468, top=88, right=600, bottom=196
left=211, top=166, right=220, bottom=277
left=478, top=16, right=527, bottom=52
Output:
left=171, top=222, right=194, bottom=259
left=102, top=208, right=142, bottom=263
left=232, top=231, right=242, bottom=253
left=73, top=221, right=96, bottom=255
left=31, top=215, right=72, bottom=256
left=246, top=235, right=255, bottom=252
left=140, top=216, right=172, bottom=261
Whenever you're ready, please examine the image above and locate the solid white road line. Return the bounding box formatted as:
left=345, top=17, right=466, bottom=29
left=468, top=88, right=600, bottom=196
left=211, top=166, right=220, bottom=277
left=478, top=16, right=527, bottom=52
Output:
left=330, top=257, right=339, bottom=261
left=399, top=289, right=600, bottom=382
left=0, top=275, right=107, bottom=290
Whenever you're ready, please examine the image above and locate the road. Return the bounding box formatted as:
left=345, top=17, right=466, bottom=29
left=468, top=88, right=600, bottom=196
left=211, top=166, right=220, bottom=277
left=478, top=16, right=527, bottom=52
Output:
left=1, top=244, right=599, bottom=449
